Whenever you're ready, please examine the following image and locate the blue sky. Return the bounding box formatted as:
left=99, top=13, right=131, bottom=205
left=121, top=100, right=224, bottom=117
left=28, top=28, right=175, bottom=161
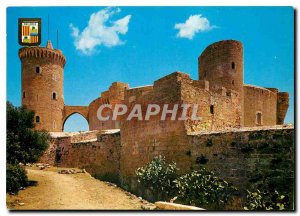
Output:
left=7, top=7, right=294, bottom=131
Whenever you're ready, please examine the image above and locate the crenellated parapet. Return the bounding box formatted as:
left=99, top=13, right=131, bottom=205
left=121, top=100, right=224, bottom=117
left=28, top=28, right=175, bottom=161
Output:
left=19, top=47, right=66, bottom=68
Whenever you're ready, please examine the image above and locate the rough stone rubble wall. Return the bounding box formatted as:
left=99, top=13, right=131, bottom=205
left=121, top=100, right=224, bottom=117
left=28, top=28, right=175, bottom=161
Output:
left=180, top=75, right=242, bottom=133
left=189, top=126, right=294, bottom=197
left=40, top=130, right=121, bottom=182
left=40, top=125, right=294, bottom=205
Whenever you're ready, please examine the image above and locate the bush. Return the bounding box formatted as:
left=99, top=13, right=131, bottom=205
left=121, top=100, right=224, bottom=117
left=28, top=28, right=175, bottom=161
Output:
left=6, top=163, right=28, bottom=194
left=174, top=168, right=236, bottom=209
left=136, top=155, right=178, bottom=200
left=244, top=189, right=290, bottom=210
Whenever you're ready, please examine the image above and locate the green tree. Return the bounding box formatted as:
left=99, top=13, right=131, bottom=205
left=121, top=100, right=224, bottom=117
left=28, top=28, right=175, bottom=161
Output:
left=6, top=102, right=49, bottom=193
left=7, top=102, right=49, bottom=164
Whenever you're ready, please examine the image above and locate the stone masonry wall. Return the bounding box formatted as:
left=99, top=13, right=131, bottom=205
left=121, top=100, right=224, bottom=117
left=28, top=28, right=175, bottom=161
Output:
left=243, top=85, right=277, bottom=127
left=180, top=75, right=242, bottom=133
left=40, top=124, right=294, bottom=205
left=40, top=130, right=121, bottom=183
left=188, top=125, right=294, bottom=198
left=120, top=73, right=188, bottom=191
left=119, top=72, right=243, bottom=193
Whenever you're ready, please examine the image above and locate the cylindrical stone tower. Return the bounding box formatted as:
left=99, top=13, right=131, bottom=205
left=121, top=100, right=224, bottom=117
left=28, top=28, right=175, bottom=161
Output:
left=19, top=40, right=66, bottom=132
left=198, top=40, right=243, bottom=94
left=198, top=40, right=244, bottom=125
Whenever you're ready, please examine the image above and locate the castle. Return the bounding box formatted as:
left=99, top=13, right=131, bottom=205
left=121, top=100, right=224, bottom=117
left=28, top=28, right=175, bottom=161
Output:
left=19, top=40, right=289, bottom=132
left=19, top=40, right=293, bottom=205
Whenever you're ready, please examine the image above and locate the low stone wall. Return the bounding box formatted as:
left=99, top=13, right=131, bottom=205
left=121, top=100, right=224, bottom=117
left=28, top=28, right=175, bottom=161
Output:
left=119, top=125, right=294, bottom=207
left=189, top=125, right=294, bottom=198
left=39, top=125, right=294, bottom=208
left=39, top=130, right=121, bottom=183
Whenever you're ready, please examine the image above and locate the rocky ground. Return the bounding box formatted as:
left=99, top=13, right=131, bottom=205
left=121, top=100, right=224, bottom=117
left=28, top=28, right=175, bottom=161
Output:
left=6, top=165, right=156, bottom=210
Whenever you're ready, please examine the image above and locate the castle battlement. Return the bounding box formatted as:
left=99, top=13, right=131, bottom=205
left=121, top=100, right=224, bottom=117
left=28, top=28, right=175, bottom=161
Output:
left=19, top=46, right=66, bottom=67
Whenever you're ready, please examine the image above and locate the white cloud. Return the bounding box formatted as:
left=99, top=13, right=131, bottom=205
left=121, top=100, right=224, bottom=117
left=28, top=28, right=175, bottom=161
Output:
left=174, top=15, right=215, bottom=39
left=70, top=7, right=131, bottom=55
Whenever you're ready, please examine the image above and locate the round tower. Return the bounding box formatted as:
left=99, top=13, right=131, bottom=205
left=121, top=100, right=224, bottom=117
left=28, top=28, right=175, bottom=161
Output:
left=198, top=40, right=244, bottom=126
left=19, top=40, right=66, bottom=132
left=198, top=40, right=243, bottom=94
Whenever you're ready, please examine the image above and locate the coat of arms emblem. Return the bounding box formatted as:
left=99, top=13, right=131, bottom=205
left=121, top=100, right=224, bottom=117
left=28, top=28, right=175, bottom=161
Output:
left=18, top=18, right=41, bottom=46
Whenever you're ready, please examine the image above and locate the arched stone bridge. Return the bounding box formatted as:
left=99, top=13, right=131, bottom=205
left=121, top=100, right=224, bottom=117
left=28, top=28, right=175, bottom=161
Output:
left=63, top=106, right=89, bottom=127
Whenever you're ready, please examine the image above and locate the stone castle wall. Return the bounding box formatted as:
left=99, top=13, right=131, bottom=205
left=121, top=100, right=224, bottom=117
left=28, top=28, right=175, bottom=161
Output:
left=40, top=130, right=121, bottom=183
left=180, top=74, right=242, bottom=132
left=120, top=124, right=294, bottom=201
left=243, top=85, right=278, bottom=127
left=120, top=72, right=242, bottom=185
left=40, top=125, right=294, bottom=205
left=189, top=125, right=294, bottom=197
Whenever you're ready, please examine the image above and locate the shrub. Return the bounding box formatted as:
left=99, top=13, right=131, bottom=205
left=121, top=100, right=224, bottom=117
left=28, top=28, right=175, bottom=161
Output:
left=6, top=163, right=28, bottom=194
left=136, top=155, right=178, bottom=200
left=174, top=168, right=236, bottom=209
left=244, top=189, right=290, bottom=210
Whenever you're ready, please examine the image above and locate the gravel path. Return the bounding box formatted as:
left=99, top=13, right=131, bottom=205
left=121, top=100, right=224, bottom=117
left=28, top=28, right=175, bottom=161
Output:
left=7, top=167, right=145, bottom=210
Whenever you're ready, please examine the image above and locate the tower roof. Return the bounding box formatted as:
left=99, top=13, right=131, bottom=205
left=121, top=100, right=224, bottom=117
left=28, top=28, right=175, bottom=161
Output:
left=46, top=40, right=54, bottom=49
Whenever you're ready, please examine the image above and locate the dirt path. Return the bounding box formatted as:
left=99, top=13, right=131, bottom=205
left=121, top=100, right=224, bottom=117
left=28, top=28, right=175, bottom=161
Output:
left=7, top=167, right=145, bottom=210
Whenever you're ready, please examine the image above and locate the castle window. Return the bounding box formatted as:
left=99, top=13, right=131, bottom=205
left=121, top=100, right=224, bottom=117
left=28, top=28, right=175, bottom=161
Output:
left=23, top=91, right=26, bottom=98
left=231, top=62, right=235, bottom=69
left=203, top=71, right=207, bottom=78
left=36, top=116, right=40, bottom=123
left=52, top=92, right=57, bottom=100
left=36, top=66, right=40, bottom=74
left=53, top=121, right=56, bottom=129
left=256, top=112, right=262, bottom=126
left=232, top=80, right=234, bottom=85
left=210, top=105, right=214, bottom=114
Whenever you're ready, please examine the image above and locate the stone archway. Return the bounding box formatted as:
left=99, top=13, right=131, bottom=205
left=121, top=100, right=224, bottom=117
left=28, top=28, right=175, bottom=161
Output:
left=62, top=106, right=89, bottom=131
